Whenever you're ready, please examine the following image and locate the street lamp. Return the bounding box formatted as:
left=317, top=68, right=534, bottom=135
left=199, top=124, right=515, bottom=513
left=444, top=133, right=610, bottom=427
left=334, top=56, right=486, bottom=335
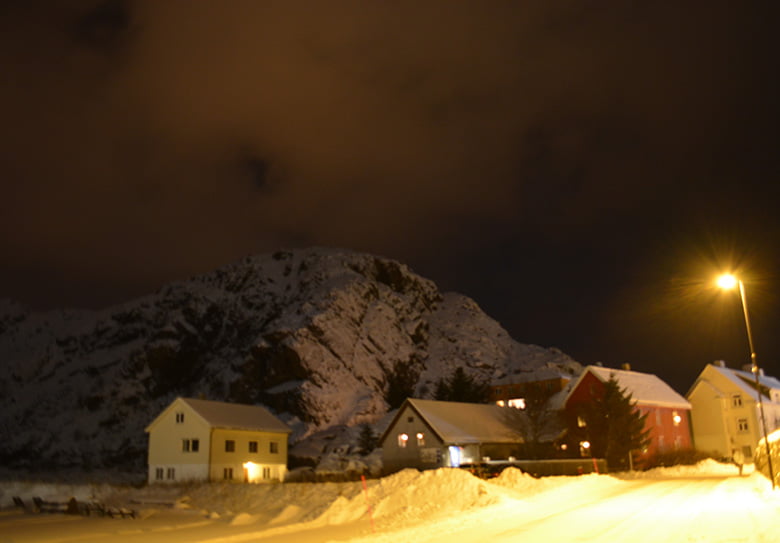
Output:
left=717, top=273, right=775, bottom=489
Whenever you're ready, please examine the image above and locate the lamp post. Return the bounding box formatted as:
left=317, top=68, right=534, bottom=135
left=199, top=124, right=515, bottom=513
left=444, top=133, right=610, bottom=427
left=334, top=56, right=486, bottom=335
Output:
left=717, top=273, right=775, bottom=489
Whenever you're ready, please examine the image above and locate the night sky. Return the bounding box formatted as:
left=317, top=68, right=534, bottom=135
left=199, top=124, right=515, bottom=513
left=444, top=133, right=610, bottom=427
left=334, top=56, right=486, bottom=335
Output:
left=2, top=1, right=779, bottom=394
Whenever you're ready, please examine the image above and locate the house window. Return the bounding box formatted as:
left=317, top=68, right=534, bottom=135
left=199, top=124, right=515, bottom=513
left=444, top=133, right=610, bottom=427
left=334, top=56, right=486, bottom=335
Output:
left=577, top=416, right=586, bottom=428
left=224, top=468, right=233, bottom=480
left=225, top=440, right=235, bottom=452
left=738, top=418, right=749, bottom=433
left=249, top=441, right=258, bottom=453
left=733, top=395, right=743, bottom=407
left=407, top=416, right=414, bottom=423
left=155, top=468, right=164, bottom=480
left=166, top=467, right=175, bottom=480
left=398, top=433, right=409, bottom=448
left=263, top=467, right=271, bottom=479
left=175, top=412, right=184, bottom=423
left=269, top=441, right=279, bottom=454
left=182, top=438, right=200, bottom=452
left=416, top=432, right=425, bottom=446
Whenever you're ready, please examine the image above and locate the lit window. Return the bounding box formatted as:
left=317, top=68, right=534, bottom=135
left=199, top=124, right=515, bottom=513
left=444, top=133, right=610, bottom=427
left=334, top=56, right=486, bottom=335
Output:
left=496, top=400, right=506, bottom=407
left=672, top=412, right=682, bottom=426
left=224, top=467, right=233, bottom=480
left=733, top=395, right=743, bottom=407
left=225, top=440, right=235, bottom=452
left=579, top=441, right=591, bottom=457
left=416, top=432, right=425, bottom=446
left=269, top=441, right=279, bottom=454
left=508, top=398, right=526, bottom=409
left=398, top=433, right=409, bottom=448
left=738, top=418, right=749, bottom=433
left=249, top=441, right=258, bottom=453
left=175, top=412, right=184, bottom=423
left=577, top=416, right=586, bottom=428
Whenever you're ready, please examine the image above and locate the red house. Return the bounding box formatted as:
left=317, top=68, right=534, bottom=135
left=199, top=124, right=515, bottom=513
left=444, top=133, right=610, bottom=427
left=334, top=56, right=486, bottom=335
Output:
left=563, top=365, right=692, bottom=463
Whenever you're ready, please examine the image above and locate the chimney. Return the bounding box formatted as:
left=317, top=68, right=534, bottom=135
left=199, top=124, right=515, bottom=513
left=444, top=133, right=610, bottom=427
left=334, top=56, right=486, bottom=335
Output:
left=621, top=363, right=631, bottom=371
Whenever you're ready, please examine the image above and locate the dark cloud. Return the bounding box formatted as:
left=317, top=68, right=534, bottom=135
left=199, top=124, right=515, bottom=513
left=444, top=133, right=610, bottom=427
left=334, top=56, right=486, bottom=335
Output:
left=1, top=1, right=778, bottom=389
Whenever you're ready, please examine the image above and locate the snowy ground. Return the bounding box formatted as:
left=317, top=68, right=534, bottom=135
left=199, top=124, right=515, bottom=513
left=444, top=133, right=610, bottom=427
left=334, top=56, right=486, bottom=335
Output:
left=2, top=460, right=779, bottom=543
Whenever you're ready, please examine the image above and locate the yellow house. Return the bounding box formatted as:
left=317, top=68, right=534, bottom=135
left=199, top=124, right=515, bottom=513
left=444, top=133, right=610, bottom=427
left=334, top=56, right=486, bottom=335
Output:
left=687, top=361, right=780, bottom=461
left=145, top=397, right=291, bottom=484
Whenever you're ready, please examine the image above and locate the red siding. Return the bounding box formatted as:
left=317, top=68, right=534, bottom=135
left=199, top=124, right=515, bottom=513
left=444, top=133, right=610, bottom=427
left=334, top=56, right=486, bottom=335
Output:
left=566, top=369, right=693, bottom=462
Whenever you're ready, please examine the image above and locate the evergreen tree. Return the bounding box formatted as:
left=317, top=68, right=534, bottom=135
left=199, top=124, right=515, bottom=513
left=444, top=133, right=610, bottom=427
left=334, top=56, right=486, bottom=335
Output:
left=575, top=374, right=651, bottom=470
left=356, top=423, right=378, bottom=456
left=434, top=367, right=491, bottom=403
left=385, top=359, right=420, bottom=408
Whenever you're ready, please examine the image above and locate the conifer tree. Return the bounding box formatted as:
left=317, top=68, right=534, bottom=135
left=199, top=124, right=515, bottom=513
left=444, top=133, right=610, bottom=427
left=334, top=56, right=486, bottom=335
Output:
left=434, top=367, right=491, bottom=403
left=576, top=374, right=651, bottom=470
left=357, top=423, right=378, bottom=456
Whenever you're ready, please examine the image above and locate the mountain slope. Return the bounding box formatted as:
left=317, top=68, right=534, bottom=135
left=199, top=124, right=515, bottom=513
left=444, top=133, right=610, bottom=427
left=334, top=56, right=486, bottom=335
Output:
left=0, top=248, right=580, bottom=472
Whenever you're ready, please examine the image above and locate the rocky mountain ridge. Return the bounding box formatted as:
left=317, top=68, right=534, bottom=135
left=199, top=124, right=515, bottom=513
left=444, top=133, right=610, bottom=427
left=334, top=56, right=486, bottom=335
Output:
left=0, top=248, right=581, bottom=473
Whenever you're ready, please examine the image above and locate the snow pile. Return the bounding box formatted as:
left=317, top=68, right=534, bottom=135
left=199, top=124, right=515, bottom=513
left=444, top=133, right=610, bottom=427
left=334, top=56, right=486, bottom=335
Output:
left=3, top=461, right=780, bottom=543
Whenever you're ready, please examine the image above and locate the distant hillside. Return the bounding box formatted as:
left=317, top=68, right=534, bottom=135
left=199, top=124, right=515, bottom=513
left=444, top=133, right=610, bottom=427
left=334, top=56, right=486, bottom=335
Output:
left=0, top=248, right=581, bottom=473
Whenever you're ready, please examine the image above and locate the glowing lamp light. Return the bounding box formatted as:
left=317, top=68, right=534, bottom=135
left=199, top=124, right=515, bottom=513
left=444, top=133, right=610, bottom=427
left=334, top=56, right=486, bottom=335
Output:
left=243, top=461, right=259, bottom=482
left=416, top=432, right=424, bottom=440
left=673, top=413, right=682, bottom=425
left=400, top=433, right=408, bottom=441
left=716, top=273, right=738, bottom=290
left=580, top=441, right=591, bottom=450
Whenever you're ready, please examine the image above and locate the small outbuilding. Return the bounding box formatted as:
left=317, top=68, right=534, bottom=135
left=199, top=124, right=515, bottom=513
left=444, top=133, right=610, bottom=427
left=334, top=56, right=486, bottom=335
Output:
left=380, top=398, right=524, bottom=474
left=145, top=397, right=291, bottom=484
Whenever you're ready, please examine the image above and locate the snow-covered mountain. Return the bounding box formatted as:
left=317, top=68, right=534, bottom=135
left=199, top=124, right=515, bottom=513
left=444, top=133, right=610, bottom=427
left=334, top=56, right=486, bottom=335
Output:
left=0, top=248, right=580, bottom=472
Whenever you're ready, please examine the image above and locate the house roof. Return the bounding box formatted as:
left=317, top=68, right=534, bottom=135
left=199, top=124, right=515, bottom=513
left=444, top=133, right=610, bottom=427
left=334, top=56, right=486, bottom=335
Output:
left=146, top=397, right=291, bottom=433
left=387, top=398, right=523, bottom=445
left=570, top=365, right=691, bottom=409
left=692, top=363, right=780, bottom=401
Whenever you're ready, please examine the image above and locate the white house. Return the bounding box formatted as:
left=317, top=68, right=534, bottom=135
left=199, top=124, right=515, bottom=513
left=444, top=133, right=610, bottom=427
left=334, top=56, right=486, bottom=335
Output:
left=379, top=398, right=524, bottom=474
left=145, top=397, right=291, bottom=484
left=686, top=361, right=780, bottom=461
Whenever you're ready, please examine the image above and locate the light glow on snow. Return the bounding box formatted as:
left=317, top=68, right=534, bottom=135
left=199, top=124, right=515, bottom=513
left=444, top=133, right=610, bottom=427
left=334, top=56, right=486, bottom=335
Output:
left=1, top=460, right=779, bottom=542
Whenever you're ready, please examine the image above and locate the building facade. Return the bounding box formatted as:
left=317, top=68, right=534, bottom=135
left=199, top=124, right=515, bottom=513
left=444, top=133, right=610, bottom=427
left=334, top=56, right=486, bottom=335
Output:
left=563, top=365, right=692, bottom=463
left=145, top=397, right=291, bottom=484
left=687, top=361, right=780, bottom=461
left=380, top=398, right=525, bottom=474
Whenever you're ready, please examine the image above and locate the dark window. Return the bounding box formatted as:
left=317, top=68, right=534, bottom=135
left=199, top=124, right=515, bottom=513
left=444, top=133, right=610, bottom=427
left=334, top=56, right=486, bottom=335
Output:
left=224, top=467, right=233, bottom=480
left=249, top=441, right=258, bottom=453
left=175, top=412, right=184, bottom=423
left=225, top=440, right=235, bottom=452
left=155, top=468, right=164, bottom=480
left=269, top=441, right=279, bottom=454
left=166, top=467, right=175, bottom=480
left=192, top=439, right=199, bottom=452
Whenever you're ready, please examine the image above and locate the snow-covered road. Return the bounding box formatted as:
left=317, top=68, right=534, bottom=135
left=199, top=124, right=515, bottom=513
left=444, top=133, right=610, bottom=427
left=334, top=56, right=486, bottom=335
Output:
left=2, top=461, right=779, bottom=543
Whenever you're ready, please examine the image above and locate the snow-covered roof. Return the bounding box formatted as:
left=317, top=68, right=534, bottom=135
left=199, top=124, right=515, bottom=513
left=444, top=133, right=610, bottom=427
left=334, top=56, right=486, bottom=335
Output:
left=401, top=398, right=523, bottom=444
left=702, top=363, right=780, bottom=400
left=170, top=397, right=291, bottom=433
left=575, top=366, right=691, bottom=409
